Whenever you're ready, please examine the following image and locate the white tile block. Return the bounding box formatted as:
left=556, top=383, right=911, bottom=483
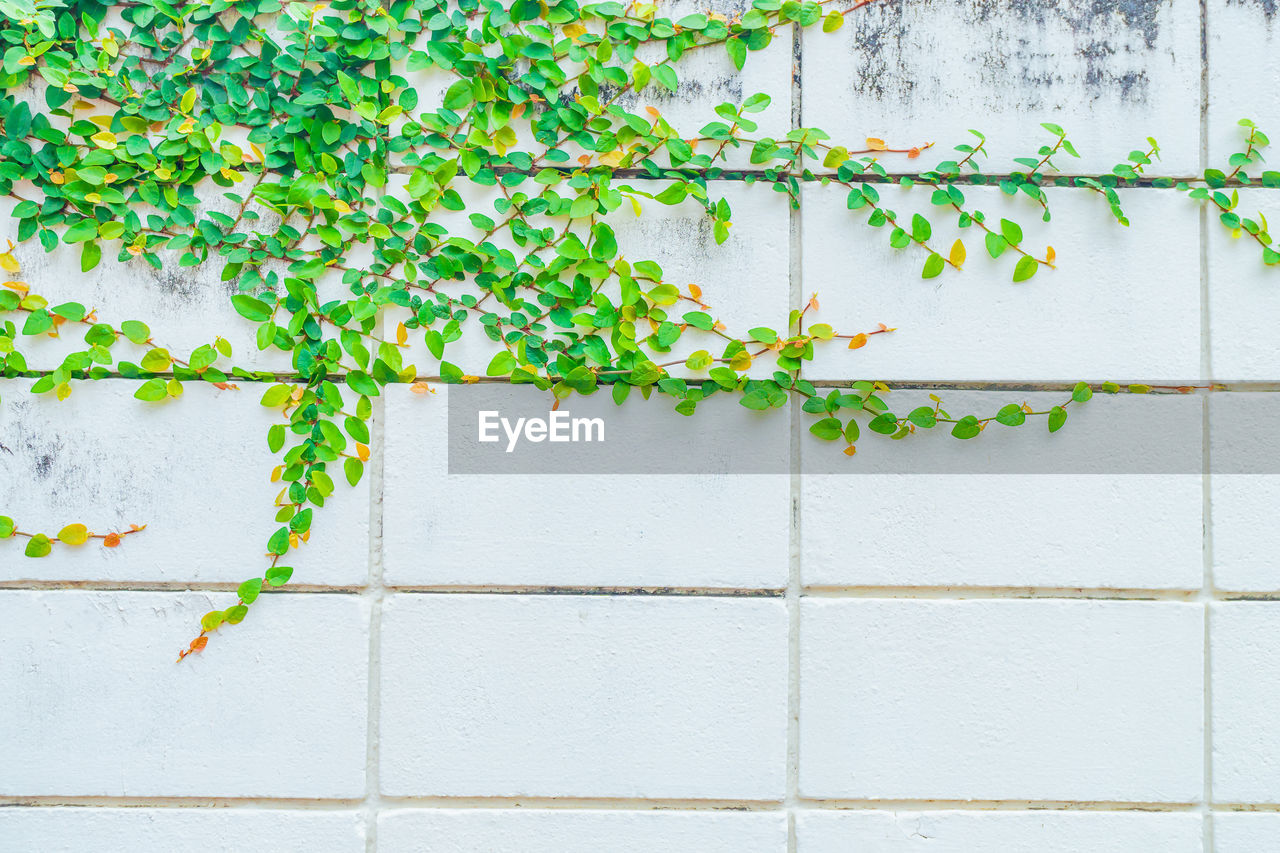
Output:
left=1207, top=1, right=1280, bottom=167
left=0, top=591, right=368, bottom=797
left=384, top=178, right=790, bottom=382
left=803, top=473, right=1202, bottom=589
left=1215, top=812, right=1280, bottom=853
left=803, top=0, right=1200, bottom=175
left=0, top=808, right=366, bottom=853
left=801, top=185, right=1201, bottom=380
left=797, top=810, right=1204, bottom=853
left=1211, top=602, right=1280, bottom=804
left=381, top=384, right=790, bottom=589
left=1207, top=189, right=1280, bottom=380
left=378, top=809, right=787, bottom=853
left=0, top=379, right=369, bottom=585
left=378, top=594, right=788, bottom=799
left=799, top=599, right=1204, bottom=801
left=1211, top=475, right=1280, bottom=591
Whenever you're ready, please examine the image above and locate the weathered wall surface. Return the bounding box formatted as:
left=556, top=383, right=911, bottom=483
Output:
left=3, top=1, right=1280, bottom=851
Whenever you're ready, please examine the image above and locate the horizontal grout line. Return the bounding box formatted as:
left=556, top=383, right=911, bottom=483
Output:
left=383, top=584, right=784, bottom=597
left=7, top=375, right=1280, bottom=392
left=417, top=164, right=1261, bottom=190
left=802, top=586, right=1201, bottom=601
left=4, top=582, right=1280, bottom=600
left=0, top=581, right=364, bottom=593
left=12, top=796, right=1280, bottom=813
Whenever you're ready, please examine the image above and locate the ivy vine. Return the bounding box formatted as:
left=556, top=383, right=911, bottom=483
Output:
left=0, top=0, right=1271, bottom=658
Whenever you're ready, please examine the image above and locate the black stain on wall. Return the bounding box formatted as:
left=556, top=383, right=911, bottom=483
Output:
left=842, top=0, right=1174, bottom=108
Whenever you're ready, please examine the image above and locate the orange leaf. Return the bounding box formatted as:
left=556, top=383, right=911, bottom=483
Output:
left=865, top=137, right=887, bottom=151
left=577, top=154, right=591, bottom=165
left=847, top=333, right=868, bottom=349
left=1046, top=245, right=1056, bottom=264
left=907, top=147, right=921, bottom=159
left=843, top=445, right=857, bottom=456
left=103, top=532, right=121, bottom=548
left=191, top=636, right=208, bottom=652
left=877, top=323, right=893, bottom=332
left=645, top=106, right=661, bottom=118
left=807, top=293, right=820, bottom=311
left=688, top=283, right=702, bottom=300
left=356, top=443, right=370, bottom=462
left=410, top=381, right=434, bottom=395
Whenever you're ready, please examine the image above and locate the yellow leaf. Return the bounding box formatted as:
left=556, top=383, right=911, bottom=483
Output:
left=91, top=131, right=117, bottom=149
left=357, top=443, right=370, bottom=461
left=949, top=238, right=966, bottom=267
left=270, top=465, right=283, bottom=483
left=0, top=253, right=19, bottom=273
left=289, top=532, right=300, bottom=549
left=410, top=381, right=434, bottom=395
left=461, top=375, right=480, bottom=383
left=396, top=322, right=408, bottom=346
left=17, top=55, right=34, bottom=67
left=598, top=150, right=624, bottom=168
left=3, top=280, right=29, bottom=294
left=873, top=381, right=891, bottom=394
left=628, top=196, right=642, bottom=217
left=729, top=350, right=752, bottom=370
left=843, top=445, right=857, bottom=456
left=55, top=382, right=72, bottom=400
left=1046, top=245, right=1056, bottom=265
left=563, top=22, right=587, bottom=38
left=333, top=199, right=351, bottom=213
left=865, top=137, right=887, bottom=151
left=847, top=333, right=868, bottom=350
left=58, top=523, right=89, bottom=545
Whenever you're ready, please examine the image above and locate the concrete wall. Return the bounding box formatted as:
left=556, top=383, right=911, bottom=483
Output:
left=4, top=1, right=1280, bottom=851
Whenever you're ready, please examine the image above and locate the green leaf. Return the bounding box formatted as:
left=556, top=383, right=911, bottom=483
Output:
left=133, top=377, right=168, bottom=401
left=922, top=252, right=945, bottom=279
left=1072, top=381, right=1093, bottom=403
left=266, top=526, right=290, bottom=555
left=24, top=534, right=52, bottom=558
left=231, top=294, right=272, bottom=322
left=120, top=320, right=150, bottom=344
left=1048, top=406, right=1068, bottom=433
left=999, top=218, right=1023, bottom=246
left=951, top=415, right=981, bottom=439
left=265, top=565, right=293, bottom=587
left=345, top=456, right=363, bottom=487
left=80, top=240, right=101, bottom=272
left=907, top=406, right=937, bottom=428
left=809, top=417, right=842, bottom=440
left=238, top=577, right=263, bottom=604
left=748, top=327, right=778, bottom=344
left=0, top=516, right=13, bottom=538
left=995, top=404, right=1026, bottom=426
left=486, top=350, right=517, bottom=376
left=1012, top=255, right=1038, bottom=282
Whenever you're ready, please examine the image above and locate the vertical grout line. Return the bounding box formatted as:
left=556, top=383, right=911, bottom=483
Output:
left=362, top=165, right=393, bottom=849
left=1199, top=0, right=1214, bottom=849
left=786, top=19, right=804, bottom=853
left=364, top=386, right=387, bottom=853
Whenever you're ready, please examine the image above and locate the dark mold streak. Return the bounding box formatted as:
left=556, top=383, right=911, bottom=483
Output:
left=845, top=0, right=1172, bottom=107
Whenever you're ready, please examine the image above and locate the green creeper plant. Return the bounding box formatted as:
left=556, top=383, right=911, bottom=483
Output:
left=0, top=0, right=1268, bottom=658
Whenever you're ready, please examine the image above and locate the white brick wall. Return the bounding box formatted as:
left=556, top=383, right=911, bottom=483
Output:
left=5, top=2, right=1280, bottom=851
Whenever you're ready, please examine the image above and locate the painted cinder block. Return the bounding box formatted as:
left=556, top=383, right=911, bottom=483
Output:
left=377, top=809, right=787, bottom=853
left=1207, top=0, right=1280, bottom=168
left=799, top=388, right=1204, bottom=590
left=0, top=808, right=367, bottom=853
left=796, top=810, right=1204, bottom=853
left=799, top=599, right=1204, bottom=802
left=1211, top=602, right=1280, bottom=804
left=1206, top=189, right=1280, bottom=381
left=0, top=591, right=368, bottom=798
left=801, top=185, right=1202, bottom=381
left=378, top=594, right=788, bottom=799
left=1214, top=812, right=1280, bottom=852
left=802, top=0, right=1200, bottom=175
left=382, top=177, right=791, bottom=382
left=0, top=379, right=369, bottom=586
left=381, top=384, right=790, bottom=589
